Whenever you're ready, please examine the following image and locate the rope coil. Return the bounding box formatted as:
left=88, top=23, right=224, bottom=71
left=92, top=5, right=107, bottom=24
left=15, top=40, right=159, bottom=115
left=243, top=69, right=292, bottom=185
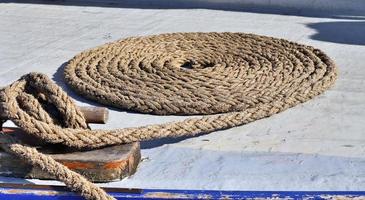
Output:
left=0, top=32, right=337, bottom=200
left=64, top=32, right=337, bottom=115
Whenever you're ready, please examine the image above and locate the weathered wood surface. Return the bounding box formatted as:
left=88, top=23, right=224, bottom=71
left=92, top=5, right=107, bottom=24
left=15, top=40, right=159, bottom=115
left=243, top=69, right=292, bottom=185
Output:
left=0, top=106, right=108, bottom=124
left=0, top=127, right=141, bottom=182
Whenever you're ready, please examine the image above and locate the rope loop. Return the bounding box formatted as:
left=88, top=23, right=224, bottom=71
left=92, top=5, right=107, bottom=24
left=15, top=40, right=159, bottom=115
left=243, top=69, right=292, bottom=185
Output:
left=0, top=73, right=89, bottom=146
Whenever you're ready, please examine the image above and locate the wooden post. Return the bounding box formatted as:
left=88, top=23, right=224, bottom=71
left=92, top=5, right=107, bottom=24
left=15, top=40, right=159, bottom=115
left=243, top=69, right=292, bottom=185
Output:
left=0, top=106, right=109, bottom=124
left=79, top=106, right=109, bottom=124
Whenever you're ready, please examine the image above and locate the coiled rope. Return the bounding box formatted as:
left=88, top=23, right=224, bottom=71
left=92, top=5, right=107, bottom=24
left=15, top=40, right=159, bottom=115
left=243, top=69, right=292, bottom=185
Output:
left=0, top=32, right=337, bottom=200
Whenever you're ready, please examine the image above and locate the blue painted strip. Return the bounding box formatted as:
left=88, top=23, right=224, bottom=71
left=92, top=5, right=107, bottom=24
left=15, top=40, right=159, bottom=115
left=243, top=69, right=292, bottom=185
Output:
left=0, top=187, right=364, bottom=199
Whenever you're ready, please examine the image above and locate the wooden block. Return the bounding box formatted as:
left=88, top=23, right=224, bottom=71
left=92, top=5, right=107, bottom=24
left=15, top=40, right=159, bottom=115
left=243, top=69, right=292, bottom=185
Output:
left=0, top=127, right=141, bottom=182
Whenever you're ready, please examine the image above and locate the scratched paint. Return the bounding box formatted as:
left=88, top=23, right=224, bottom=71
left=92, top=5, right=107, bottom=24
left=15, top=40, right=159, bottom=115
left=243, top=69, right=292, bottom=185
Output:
left=0, top=188, right=62, bottom=196
left=62, top=161, right=94, bottom=170
left=143, top=192, right=193, bottom=199
left=103, top=160, right=128, bottom=170
left=1, top=188, right=365, bottom=199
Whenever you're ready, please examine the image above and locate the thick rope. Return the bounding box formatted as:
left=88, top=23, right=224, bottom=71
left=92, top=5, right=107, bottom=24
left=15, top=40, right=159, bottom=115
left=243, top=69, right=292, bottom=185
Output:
left=65, top=32, right=338, bottom=115
left=0, top=32, right=337, bottom=200
left=1, top=138, right=113, bottom=200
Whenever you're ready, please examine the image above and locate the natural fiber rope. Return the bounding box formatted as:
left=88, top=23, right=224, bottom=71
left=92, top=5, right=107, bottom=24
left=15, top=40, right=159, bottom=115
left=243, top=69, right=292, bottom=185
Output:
left=64, top=32, right=337, bottom=115
left=0, top=32, right=337, bottom=200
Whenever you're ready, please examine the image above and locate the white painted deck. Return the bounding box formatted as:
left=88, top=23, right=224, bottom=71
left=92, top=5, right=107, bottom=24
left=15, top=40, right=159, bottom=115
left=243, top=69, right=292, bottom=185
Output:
left=0, top=1, right=364, bottom=190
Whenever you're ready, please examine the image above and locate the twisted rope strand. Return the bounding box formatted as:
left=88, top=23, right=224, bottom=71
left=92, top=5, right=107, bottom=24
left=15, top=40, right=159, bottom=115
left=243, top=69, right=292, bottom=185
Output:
left=0, top=32, right=337, bottom=200
left=5, top=142, right=114, bottom=200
